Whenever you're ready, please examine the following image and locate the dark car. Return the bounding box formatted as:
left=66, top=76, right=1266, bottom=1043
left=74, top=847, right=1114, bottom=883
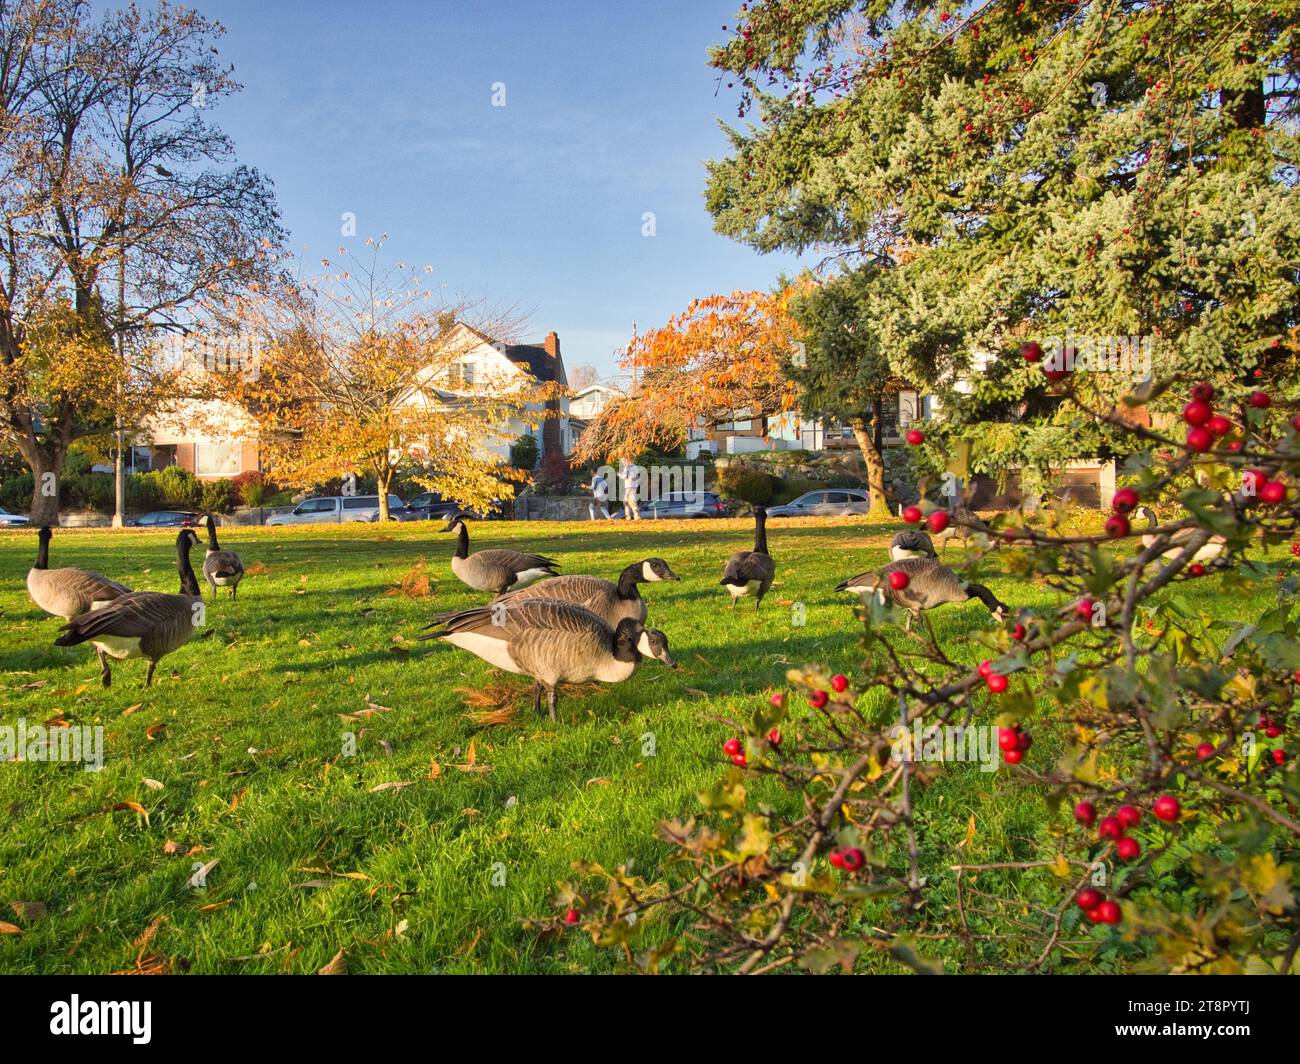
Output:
left=641, top=491, right=730, bottom=519
left=131, top=510, right=203, bottom=527
left=389, top=491, right=502, bottom=521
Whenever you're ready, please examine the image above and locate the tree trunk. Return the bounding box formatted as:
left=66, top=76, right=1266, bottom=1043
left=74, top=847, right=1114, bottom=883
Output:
left=849, top=412, right=891, bottom=519
left=376, top=464, right=393, bottom=522
left=18, top=439, right=65, bottom=526
left=113, top=424, right=126, bottom=527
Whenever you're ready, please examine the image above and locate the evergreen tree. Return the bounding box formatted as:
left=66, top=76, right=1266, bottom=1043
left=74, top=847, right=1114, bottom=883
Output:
left=705, top=1, right=1299, bottom=488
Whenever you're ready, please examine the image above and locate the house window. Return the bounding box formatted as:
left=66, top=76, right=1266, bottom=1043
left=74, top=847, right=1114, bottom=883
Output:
left=450, top=361, right=475, bottom=388
left=194, top=441, right=240, bottom=477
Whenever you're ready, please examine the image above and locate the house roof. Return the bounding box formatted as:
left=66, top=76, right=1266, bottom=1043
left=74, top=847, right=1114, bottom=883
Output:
left=504, top=343, right=561, bottom=383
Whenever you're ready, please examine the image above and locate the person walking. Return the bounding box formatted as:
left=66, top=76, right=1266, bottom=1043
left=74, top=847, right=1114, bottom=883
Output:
left=619, top=459, right=642, bottom=521
left=581, top=469, right=612, bottom=520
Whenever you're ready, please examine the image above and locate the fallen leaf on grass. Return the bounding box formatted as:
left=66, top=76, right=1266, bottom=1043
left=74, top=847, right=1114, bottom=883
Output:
left=19, top=680, right=47, bottom=690
left=0, top=921, right=23, bottom=935
left=468, top=705, right=518, bottom=727
left=385, top=560, right=431, bottom=598
left=113, top=801, right=150, bottom=825
left=162, top=840, right=182, bottom=855
left=293, top=880, right=334, bottom=890
left=134, top=914, right=167, bottom=948
left=369, top=781, right=413, bottom=793
left=427, top=759, right=442, bottom=780
left=197, top=901, right=231, bottom=913
left=10, top=901, right=47, bottom=921
left=145, top=723, right=166, bottom=741
left=318, top=948, right=347, bottom=975
left=121, top=703, right=142, bottom=716
left=142, top=778, right=164, bottom=790
left=45, top=714, right=68, bottom=728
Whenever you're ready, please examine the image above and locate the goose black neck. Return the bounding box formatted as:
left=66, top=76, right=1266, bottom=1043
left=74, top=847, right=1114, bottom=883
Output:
left=753, top=510, right=768, bottom=554
left=177, top=535, right=201, bottom=596
left=966, top=583, right=1006, bottom=615
left=206, top=519, right=220, bottom=551
left=454, top=522, right=469, bottom=559
left=35, top=528, right=50, bottom=570
left=612, top=618, right=641, bottom=662
left=616, top=564, right=644, bottom=600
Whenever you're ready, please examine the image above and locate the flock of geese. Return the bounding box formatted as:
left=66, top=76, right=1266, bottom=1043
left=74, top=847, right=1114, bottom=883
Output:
left=22, top=506, right=1020, bottom=714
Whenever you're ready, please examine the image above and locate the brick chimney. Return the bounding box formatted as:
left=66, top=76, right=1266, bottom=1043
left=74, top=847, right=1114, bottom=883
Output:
left=541, top=331, right=562, bottom=457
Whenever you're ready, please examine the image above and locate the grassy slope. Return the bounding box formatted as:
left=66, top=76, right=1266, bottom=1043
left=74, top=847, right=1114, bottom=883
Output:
left=0, top=517, right=1271, bottom=973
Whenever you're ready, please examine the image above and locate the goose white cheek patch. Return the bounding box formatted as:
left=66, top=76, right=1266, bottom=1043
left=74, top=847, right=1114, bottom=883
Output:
left=637, top=631, right=654, bottom=657
left=641, top=562, right=662, bottom=582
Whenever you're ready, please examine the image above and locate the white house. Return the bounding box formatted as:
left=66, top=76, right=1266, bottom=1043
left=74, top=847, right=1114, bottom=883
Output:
left=401, top=322, right=572, bottom=462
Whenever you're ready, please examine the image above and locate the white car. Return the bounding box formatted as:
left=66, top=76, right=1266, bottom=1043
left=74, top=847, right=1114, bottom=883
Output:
left=765, top=488, right=873, bottom=518
left=0, top=506, right=31, bottom=527
left=265, top=495, right=405, bottom=526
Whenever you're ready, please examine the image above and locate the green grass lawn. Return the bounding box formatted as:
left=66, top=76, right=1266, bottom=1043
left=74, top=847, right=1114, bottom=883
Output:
left=0, top=516, right=1279, bottom=973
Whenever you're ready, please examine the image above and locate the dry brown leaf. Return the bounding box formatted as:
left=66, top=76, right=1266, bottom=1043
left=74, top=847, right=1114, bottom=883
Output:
left=369, top=781, right=413, bottom=793
left=45, top=715, right=68, bottom=728
left=428, top=759, right=442, bottom=779
left=10, top=901, right=47, bottom=921
left=318, top=948, right=347, bottom=975
left=113, top=801, right=150, bottom=825
left=468, top=705, right=519, bottom=727
left=385, top=560, right=431, bottom=598
left=197, top=901, right=231, bottom=913
left=121, top=703, right=142, bottom=716
left=142, top=778, right=164, bottom=790
left=0, top=921, right=24, bottom=935
left=162, top=839, right=182, bottom=855
left=145, top=722, right=166, bottom=740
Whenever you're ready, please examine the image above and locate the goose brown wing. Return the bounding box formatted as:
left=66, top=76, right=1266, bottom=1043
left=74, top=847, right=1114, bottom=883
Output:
left=733, top=550, right=775, bottom=583
left=55, top=592, right=195, bottom=645
left=421, top=598, right=609, bottom=641
left=475, top=548, right=558, bottom=574
left=494, top=575, right=612, bottom=611
left=204, top=550, right=244, bottom=579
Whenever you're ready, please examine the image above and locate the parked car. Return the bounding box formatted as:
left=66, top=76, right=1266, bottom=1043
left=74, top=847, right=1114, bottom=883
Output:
left=388, top=491, right=500, bottom=522
left=0, top=505, right=31, bottom=527
left=640, top=491, right=730, bottom=519
left=765, top=488, right=872, bottom=518
left=131, top=510, right=203, bottom=527
left=264, top=495, right=404, bottom=526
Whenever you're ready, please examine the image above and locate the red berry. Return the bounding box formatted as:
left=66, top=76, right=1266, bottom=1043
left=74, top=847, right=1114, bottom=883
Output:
left=986, top=673, right=1008, bottom=694
left=1116, top=804, right=1141, bottom=828
left=1017, top=731, right=1032, bottom=751
left=926, top=511, right=950, bottom=534
left=809, top=690, right=828, bottom=709
left=1074, top=801, right=1097, bottom=827
left=1272, top=749, right=1286, bottom=765
left=1265, top=724, right=1280, bottom=739
left=1292, top=413, right=1300, bottom=432
left=767, top=728, right=782, bottom=746
left=1153, top=795, right=1180, bottom=822
left=902, top=505, right=923, bottom=524
left=1043, top=365, right=1071, bottom=382
left=564, top=907, right=580, bottom=925
left=1002, top=747, right=1023, bottom=764
left=770, top=693, right=784, bottom=707
left=1111, top=488, right=1139, bottom=513
left=889, top=570, right=910, bottom=591
left=1098, top=816, right=1125, bottom=840
left=1075, top=887, right=1103, bottom=911
left=978, top=659, right=994, bottom=679
left=998, top=726, right=1021, bottom=751
left=1095, top=899, right=1122, bottom=925
left=1206, top=415, right=1232, bottom=437
left=1195, top=742, right=1215, bottom=761
left=906, top=429, right=925, bottom=446
left=1189, top=563, right=1205, bottom=576
left=1012, top=622, right=1027, bottom=641
left=732, top=752, right=747, bottom=766
left=1105, top=514, right=1130, bottom=538
left=1259, top=480, right=1286, bottom=505
left=830, top=674, right=848, bottom=693
left=839, top=848, right=865, bottom=871
left=1182, top=400, right=1212, bottom=427
left=1115, top=836, right=1141, bottom=862
left=1020, top=340, right=1043, bottom=362
left=1086, top=905, right=1106, bottom=923
left=1191, top=381, right=1215, bottom=402
left=1248, top=390, right=1271, bottom=408
left=1186, top=427, right=1213, bottom=452
left=1076, top=598, right=1095, bottom=621
left=723, top=738, right=742, bottom=756
left=829, top=850, right=845, bottom=869
left=1227, top=440, right=1243, bottom=452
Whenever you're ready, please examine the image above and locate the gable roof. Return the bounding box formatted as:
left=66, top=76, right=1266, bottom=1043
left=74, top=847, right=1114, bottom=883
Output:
left=504, top=342, right=563, bottom=384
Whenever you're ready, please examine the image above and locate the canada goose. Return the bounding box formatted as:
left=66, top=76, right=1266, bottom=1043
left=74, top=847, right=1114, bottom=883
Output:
left=202, top=514, right=244, bottom=599
left=440, top=512, right=559, bottom=594
left=54, top=529, right=203, bottom=688
left=483, top=557, right=679, bottom=627
left=720, top=507, right=775, bottom=610
left=1138, top=506, right=1226, bottom=563
left=420, top=598, right=676, bottom=720
left=26, top=525, right=132, bottom=619
left=835, top=557, right=1008, bottom=631
left=890, top=529, right=936, bottom=561
left=935, top=506, right=990, bottom=552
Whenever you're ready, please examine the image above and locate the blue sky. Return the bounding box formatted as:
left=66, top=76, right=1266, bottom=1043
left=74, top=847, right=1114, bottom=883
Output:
left=187, top=0, right=811, bottom=379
